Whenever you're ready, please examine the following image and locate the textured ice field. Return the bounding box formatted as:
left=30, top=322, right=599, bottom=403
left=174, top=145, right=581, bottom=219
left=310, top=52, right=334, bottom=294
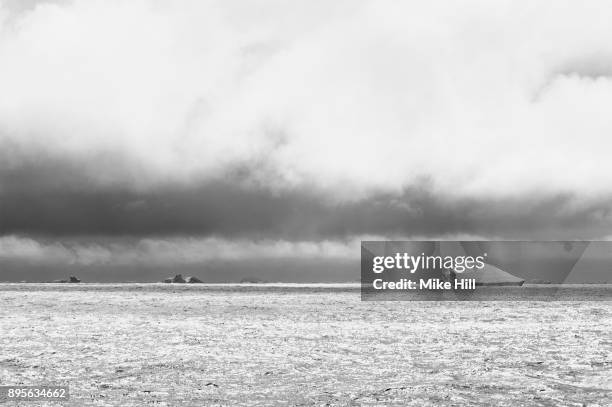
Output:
left=0, top=284, right=610, bottom=406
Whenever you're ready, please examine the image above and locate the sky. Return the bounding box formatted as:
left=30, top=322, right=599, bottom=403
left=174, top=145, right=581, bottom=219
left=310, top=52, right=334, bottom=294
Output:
left=1, top=0, right=612, bottom=281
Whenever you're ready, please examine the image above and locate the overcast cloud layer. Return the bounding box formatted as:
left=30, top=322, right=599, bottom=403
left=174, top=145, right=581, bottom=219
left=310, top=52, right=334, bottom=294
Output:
left=1, top=0, right=612, bottom=273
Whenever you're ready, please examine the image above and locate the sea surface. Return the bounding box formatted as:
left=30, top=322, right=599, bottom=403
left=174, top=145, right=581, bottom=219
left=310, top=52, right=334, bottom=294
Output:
left=0, top=283, right=610, bottom=406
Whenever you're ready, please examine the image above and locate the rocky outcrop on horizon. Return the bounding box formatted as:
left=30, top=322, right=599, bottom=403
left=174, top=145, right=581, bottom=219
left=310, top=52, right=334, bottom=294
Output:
left=162, top=274, right=203, bottom=283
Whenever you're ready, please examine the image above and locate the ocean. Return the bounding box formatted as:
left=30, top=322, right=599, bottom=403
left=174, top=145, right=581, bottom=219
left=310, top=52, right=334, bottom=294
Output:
left=0, top=283, right=610, bottom=406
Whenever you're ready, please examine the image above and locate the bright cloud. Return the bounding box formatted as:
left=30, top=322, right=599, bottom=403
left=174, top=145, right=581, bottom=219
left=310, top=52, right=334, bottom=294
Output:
left=1, top=0, right=612, bottom=200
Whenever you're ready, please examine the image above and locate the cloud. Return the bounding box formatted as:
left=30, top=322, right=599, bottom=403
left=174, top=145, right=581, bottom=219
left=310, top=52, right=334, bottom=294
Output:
left=1, top=0, right=612, bottom=204
left=2, top=160, right=612, bottom=239
left=4, top=1, right=612, bottom=282
left=0, top=235, right=357, bottom=266
left=0, top=235, right=73, bottom=263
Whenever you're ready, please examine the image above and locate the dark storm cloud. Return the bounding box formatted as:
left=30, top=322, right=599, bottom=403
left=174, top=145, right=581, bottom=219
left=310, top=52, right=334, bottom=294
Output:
left=2, top=161, right=612, bottom=240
